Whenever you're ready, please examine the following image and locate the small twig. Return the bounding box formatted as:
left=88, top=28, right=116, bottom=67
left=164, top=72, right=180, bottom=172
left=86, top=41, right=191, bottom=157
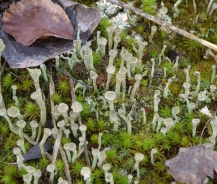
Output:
left=78, top=114, right=91, bottom=167
left=200, top=118, right=211, bottom=144
left=45, top=152, right=52, bottom=161
left=49, top=64, right=71, bottom=181
left=4, top=162, right=17, bottom=165
left=23, top=133, right=37, bottom=145
left=48, top=64, right=57, bottom=129
left=52, top=129, right=62, bottom=164
left=50, top=62, right=92, bottom=90
left=107, top=0, right=217, bottom=52
left=5, top=69, right=22, bottom=80
left=0, top=61, right=6, bottom=109
left=59, top=145, right=72, bottom=184
left=36, top=123, right=42, bottom=143
left=69, top=77, right=77, bottom=102
left=69, top=74, right=91, bottom=167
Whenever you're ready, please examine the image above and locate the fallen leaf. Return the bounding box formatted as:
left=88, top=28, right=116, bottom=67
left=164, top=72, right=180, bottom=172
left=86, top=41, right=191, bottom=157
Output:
left=0, top=0, right=101, bottom=68
left=2, top=0, right=74, bottom=46
left=65, top=2, right=101, bottom=41
left=23, top=140, right=53, bottom=161
left=165, top=144, right=217, bottom=184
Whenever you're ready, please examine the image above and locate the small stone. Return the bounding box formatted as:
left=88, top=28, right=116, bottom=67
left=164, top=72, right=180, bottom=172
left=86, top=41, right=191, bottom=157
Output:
left=167, top=50, right=179, bottom=61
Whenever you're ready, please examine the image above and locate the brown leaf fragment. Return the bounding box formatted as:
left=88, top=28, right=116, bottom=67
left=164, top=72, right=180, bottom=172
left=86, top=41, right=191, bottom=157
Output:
left=0, top=0, right=100, bottom=68
left=165, top=144, right=217, bottom=184
left=1, top=0, right=74, bottom=46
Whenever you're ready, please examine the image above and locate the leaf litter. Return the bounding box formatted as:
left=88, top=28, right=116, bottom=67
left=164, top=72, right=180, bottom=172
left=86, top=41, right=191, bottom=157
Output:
left=165, top=144, right=217, bottom=184
left=0, top=0, right=100, bottom=68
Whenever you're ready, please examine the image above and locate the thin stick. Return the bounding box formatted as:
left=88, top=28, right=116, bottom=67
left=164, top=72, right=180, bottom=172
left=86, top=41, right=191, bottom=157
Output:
left=48, top=64, right=57, bottom=129
left=50, top=62, right=92, bottom=90
left=69, top=76, right=91, bottom=167
left=59, top=145, right=72, bottom=184
left=107, top=0, right=217, bottom=52
left=36, top=123, right=42, bottom=143
left=200, top=119, right=210, bottom=144
left=52, top=129, right=62, bottom=164
left=69, top=77, right=76, bottom=102
left=0, top=61, right=6, bottom=109
left=23, top=133, right=37, bottom=145
left=49, top=64, right=71, bottom=182
left=78, top=114, right=91, bottom=167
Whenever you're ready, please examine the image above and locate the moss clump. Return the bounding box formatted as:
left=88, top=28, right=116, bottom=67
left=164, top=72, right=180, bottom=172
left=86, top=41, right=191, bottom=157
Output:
left=97, top=17, right=112, bottom=39
left=141, top=0, right=156, bottom=14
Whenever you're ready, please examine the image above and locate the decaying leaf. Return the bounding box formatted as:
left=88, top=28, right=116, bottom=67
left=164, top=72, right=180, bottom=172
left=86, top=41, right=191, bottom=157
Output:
left=23, top=141, right=53, bottom=161
left=2, top=0, right=74, bottom=46
left=0, top=0, right=100, bottom=68
left=165, top=144, right=217, bottom=184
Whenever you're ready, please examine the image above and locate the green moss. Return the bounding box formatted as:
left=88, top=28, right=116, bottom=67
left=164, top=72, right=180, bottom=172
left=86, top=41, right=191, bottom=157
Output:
left=20, top=77, right=33, bottom=92
left=168, top=81, right=183, bottom=96
left=182, top=39, right=203, bottom=59
left=0, top=175, right=15, bottom=184
left=91, top=169, right=103, bottom=183
left=174, top=122, right=185, bottom=134
left=102, top=133, right=120, bottom=148
left=143, top=137, right=156, bottom=150
left=86, top=118, right=96, bottom=132
left=97, top=17, right=112, bottom=39
left=120, top=132, right=133, bottom=148
left=90, top=134, right=99, bottom=145
left=3, top=165, right=17, bottom=176
left=162, top=61, right=173, bottom=76
left=115, top=175, right=129, bottom=184
left=211, top=32, right=217, bottom=44
left=93, top=51, right=102, bottom=66
left=0, top=124, right=9, bottom=137
left=154, top=132, right=165, bottom=144
left=125, top=37, right=136, bottom=48
left=119, top=30, right=127, bottom=43
left=105, top=149, right=118, bottom=163
left=180, top=136, right=189, bottom=147
left=24, top=102, right=40, bottom=119
left=97, top=118, right=107, bottom=132
left=117, top=148, right=131, bottom=161
left=52, top=93, right=62, bottom=104
left=140, top=79, right=148, bottom=87
left=71, top=160, right=84, bottom=177
left=2, top=74, right=14, bottom=90
left=122, top=157, right=135, bottom=170
left=135, top=25, right=145, bottom=35
left=56, top=159, right=65, bottom=172
left=159, top=106, right=172, bottom=118
left=80, top=102, right=91, bottom=118
left=39, top=157, right=49, bottom=168
left=141, top=0, right=156, bottom=14
left=61, top=137, right=71, bottom=145
left=57, top=80, right=70, bottom=95
left=155, top=161, right=166, bottom=173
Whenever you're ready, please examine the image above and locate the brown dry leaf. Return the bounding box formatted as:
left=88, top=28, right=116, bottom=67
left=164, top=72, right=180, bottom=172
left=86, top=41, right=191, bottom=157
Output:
left=0, top=0, right=100, bottom=68
left=165, top=144, right=217, bottom=184
left=1, top=0, right=74, bottom=46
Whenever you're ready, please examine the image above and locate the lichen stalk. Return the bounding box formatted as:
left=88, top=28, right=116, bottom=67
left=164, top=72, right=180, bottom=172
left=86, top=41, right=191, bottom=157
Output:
left=106, top=26, right=114, bottom=51
left=130, top=74, right=143, bottom=102
left=39, top=128, right=52, bottom=157
left=31, top=89, right=46, bottom=126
